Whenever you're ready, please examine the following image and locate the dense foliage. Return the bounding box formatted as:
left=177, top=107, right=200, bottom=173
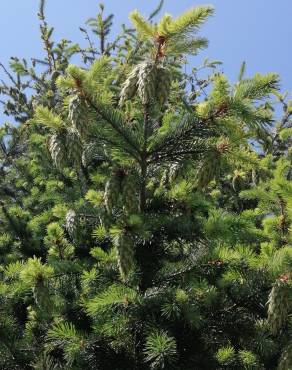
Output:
left=0, top=1, right=291, bottom=369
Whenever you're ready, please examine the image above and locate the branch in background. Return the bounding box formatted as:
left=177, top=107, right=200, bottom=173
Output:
left=148, top=0, right=164, bottom=21
left=38, top=0, right=56, bottom=72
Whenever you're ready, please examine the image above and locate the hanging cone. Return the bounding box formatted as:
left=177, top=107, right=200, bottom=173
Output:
left=68, top=95, right=90, bottom=138
left=156, top=65, right=171, bottom=107
left=48, top=133, right=66, bottom=169
left=278, top=343, right=292, bottom=370
left=66, top=127, right=83, bottom=167
left=115, top=232, right=135, bottom=281
left=119, top=65, right=140, bottom=105
left=122, top=173, right=139, bottom=214
left=267, top=276, right=291, bottom=335
left=104, top=175, right=122, bottom=214
left=65, top=209, right=78, bottom=240
left=137, top=61, right=157, bottom=105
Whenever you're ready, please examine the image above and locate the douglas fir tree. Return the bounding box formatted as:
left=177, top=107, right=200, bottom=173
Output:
left=0, top=1, right=291, bottom=369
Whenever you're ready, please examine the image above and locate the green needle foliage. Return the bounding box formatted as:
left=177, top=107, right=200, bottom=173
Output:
left=0, top=1, right=291, bottom=369
left=144, top=330, right=177, bottom=369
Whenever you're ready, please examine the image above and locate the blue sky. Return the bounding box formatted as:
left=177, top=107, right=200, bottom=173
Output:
left=0, top=0, right=291, bottom=96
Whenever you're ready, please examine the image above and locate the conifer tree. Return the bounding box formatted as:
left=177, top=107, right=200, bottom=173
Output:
left=0, top=1, right=291, bottom=369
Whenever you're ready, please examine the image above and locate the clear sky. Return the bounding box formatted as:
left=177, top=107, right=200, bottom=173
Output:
left=0, top=0, right=291, bottom=95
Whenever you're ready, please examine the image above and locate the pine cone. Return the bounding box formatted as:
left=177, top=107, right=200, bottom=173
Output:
left=122, top=173, right=139, bottom=214
left=137, top=61, right=157, bottom=105
left=32, top=285, right=52, bottom=312
left=160, top=167, right=170, bottom=186
left=65, top=210, right=77, bottom=240
left=48, top=134, right=66, bottom=168
left=168, top=163, right=180, bottom=182
left=104, top=176, right=122, bottom=214
left=115, top=232, right=135, bottom=281
left=82, top=143, right=104, bottom=168
left=278, top=343, right=292, bottom=370
left=197, top=149, right=221, bottom=189
left=161, top=163, right=180, bottom=187
left=120, top=62, right=171, bottom=107
left=119, top=65, right=140, bottom=105
left=69, top=95, right=90, bottom=138
left=156, top=66, right=171, bottom=106
left=82, top=143, right=94, bottom=168
left=66, top=127, right=83, bottom=167
left=267, top=278, right=291, bottom=335
left=50, top=70, right=60, bottom=90
left=251, top=168, right=258, bottom=186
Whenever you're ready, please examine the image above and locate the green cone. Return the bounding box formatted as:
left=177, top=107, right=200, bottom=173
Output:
left=122, top=173, right=139, bottom=214
left=48, top=133, right=66, bottom=169
left=115, top=232, right=135, bottom=281
left=66, top=127, right=83, bottom=167
left=268, top=279, right=291, bottom=335
left=104, top=175, right=122, bottom=214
